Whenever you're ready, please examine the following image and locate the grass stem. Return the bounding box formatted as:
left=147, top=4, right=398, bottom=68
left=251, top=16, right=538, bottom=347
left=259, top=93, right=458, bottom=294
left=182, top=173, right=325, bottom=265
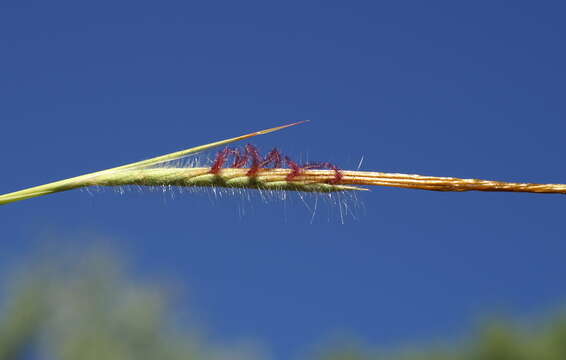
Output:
left=2, top=121, right=566, bottom=205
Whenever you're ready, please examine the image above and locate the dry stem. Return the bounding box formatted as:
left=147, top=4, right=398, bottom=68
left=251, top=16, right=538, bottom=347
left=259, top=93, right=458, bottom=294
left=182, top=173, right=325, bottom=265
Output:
left=2, top=120, right=566, bottom=206
left=94, top=167, right=566, bottom=194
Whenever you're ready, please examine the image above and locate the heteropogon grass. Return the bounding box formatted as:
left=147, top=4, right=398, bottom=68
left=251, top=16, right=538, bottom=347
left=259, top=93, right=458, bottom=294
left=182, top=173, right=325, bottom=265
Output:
left=2, top=121, right=566, bottom=206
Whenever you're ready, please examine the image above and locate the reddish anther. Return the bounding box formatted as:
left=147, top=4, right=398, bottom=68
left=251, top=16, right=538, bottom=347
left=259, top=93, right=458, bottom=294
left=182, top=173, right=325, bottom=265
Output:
left=263, top=148, right=283, bottom=169
left=231, top=149, right=249, bottom=168
left=209, top=144, right=342, bottom=184
left=302, top=162, right=343, bottom=184
left=245, top=144, right=263, bottom=176
left=285, top=156, right=302, bottom=181
left=210, top=148, right=230, bottom=174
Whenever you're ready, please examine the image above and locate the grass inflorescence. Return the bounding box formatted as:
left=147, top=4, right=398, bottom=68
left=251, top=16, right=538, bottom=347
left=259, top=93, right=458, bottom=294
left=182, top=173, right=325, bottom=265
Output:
left=2, top=121, right=566, bottom=206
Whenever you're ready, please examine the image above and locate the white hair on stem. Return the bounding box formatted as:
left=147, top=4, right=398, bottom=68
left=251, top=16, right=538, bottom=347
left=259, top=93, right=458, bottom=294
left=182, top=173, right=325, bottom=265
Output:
left=2, top=121, right=566, bottom=208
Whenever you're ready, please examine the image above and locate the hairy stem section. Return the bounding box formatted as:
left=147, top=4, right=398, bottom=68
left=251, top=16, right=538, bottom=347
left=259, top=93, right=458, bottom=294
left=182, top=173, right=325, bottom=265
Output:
left=3, top=167, right=566, bottom=205
left=87, top=167, right=566, bottom=194
left=87, top=168, right=363, bottom=193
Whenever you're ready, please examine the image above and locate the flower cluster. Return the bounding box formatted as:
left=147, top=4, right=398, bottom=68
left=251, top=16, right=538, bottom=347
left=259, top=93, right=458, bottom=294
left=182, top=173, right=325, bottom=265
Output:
left=209, top=144, right=343, bottom=184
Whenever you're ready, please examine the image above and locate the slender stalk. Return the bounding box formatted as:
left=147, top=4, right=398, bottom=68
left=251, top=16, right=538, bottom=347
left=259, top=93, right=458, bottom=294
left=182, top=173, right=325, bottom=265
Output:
left=3, top=121, right=566, bottom=205
left=334, top=169, right=566, bottom=194
left=0, top=121, right=306, bottom=205
left=3, top=166, right=565, bottom=207
left=92, top=168, right=566, bottom=194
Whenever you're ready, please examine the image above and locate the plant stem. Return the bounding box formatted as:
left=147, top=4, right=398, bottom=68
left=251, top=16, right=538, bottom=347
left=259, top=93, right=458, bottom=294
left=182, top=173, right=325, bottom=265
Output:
left=0, top=121, right=307, bottom=205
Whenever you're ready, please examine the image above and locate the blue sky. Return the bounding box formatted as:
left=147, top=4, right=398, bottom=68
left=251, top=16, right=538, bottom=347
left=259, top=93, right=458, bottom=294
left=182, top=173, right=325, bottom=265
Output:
left=2, top=1, right=566, bottom=358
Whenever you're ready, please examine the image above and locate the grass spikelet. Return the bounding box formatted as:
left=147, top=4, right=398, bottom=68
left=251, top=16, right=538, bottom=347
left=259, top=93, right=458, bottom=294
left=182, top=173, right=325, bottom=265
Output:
left=0, top=121, right=359, bottom=205
left=2, top=121, right=566, bottom=206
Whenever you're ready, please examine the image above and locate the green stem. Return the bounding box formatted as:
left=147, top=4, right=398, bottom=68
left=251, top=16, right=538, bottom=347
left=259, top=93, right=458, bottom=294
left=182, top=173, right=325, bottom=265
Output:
left=0, top=121, right=307, bottom=205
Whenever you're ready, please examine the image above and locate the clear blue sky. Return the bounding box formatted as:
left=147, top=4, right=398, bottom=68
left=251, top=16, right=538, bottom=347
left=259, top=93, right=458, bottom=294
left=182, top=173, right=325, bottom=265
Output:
left=2, top=1, right=566, bottom=359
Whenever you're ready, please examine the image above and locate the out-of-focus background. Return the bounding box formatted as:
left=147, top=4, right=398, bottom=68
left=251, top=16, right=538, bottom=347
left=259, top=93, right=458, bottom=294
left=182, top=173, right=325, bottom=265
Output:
left=2, top=243, right=566, bottom=360
left=2, top=1, right=566, bottom=359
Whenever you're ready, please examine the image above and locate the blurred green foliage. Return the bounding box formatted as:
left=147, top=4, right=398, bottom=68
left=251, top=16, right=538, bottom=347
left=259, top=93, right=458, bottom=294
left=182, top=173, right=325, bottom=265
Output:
left=313, top=313, right=566, bottom=360
left=0, top=246, right=565, bottom=360
left=0, top=247, right=260, bottom=360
